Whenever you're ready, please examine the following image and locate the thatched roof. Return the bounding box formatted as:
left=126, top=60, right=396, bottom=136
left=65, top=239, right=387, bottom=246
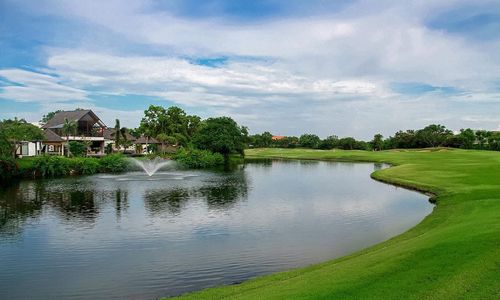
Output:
left=134, top=136, right=160, bottom=144
left=43, top=129, right=64, bottom=142
left=42, top=110, right=106, bottom=129
left=103, top=128, right=136, bottom=141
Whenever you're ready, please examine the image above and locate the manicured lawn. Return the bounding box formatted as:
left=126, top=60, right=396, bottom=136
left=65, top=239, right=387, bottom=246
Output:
left=171, top=148, right=500, bottom=299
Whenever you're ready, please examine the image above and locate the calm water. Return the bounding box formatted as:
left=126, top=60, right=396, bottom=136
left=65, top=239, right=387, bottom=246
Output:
left=0, top=160, right=433, bottom=299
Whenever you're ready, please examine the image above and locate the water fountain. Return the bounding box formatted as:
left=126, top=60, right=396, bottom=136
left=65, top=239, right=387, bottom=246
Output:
left=129, top=157, right=173, bottom=176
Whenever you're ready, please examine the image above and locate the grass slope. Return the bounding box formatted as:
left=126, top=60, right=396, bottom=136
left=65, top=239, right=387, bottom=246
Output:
left=172, top=148, right=500, bottom=299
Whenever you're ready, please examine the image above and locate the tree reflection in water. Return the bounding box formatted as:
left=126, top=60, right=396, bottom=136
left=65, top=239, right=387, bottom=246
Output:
left=144, top=169, right=249, bottom=216
left=1, top=168, right=249, bottom=236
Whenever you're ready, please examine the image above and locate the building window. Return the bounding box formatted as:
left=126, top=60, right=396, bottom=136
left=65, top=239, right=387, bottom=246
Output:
left=49, top=145, right=54, bottom=152
left=22, top=143, right=29, bottom=155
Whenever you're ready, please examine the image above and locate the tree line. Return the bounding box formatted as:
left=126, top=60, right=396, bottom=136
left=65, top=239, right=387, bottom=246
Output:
left=248, top=124, right=500, bottom=151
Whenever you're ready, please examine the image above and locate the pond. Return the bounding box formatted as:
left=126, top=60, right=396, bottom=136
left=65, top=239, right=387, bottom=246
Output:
left=0, top=160, right=433, bottom=300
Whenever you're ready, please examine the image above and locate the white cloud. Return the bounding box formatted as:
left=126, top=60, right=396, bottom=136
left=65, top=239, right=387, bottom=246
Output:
left=2, top=0, right=500, bottom=137
left=0, top=69, right=88, bottom=102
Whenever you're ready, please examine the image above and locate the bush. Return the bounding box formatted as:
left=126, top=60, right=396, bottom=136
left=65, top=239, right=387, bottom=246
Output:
left=0, top=156, right=18, bottom=182
left=173, top=148, right=224, bottom=168
left=69, top=141, right=87, bottom=157
left=99, top=153, right=128, bottom=172
left=71, top=157, right=100, bottom=175
left=32, top=155, right=71, bottom=177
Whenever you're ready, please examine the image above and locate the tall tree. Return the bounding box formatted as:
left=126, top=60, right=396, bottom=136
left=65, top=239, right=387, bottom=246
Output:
left=113, top=119, right=129, bottom=151
left=416, top=124, right=452, bottom=148
left=371, top=134, right=384, bottom=151
left=299, top=134, right=321, bottom=148
left=62, top=118, right=77, bottom=157
left=192, top=117, right=246, bottom=159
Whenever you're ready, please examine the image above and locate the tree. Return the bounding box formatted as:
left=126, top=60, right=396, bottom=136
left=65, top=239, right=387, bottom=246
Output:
left=187, top=115, right=201, bottom=138
left=260, top=132, right=273, bottom=147
left=371, top=134, right=384, bottom=151
left=139, top=105, right=200, bottom=146
left=62, top=118, right=77, bottom=157
left=139, top=105, right=168, bottom=138
left=388, top=130, right=418, bottom=149
left=113, top=119, right=129, bottom=151
left=275, top=136, right=299, bottom=148
left=338, top=137, right=357, bottom=150
left=475, top=130, right=490, bottom=149
left=318, top=135, right=339, bottom=150
left=69, top=141, right=87, bottom=157
left=192, top=117, right=246, bottom=159
left=416, top=124, right=452, bottom=148
left=156, top=133, right=177, bottom=153
left=299, top=134, right=321, bottom=148
left=0, top=118, right=44, bottom=158
left=457, top=128, right=476, bottom=149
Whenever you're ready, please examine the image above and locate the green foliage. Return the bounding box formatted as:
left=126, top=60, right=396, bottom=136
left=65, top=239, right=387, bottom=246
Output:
left=68, top=141, right=87, bottom=157
left=371, top=133, right=384, bottom=151
left=113, top=119, right=131, bottom=150
left=416, top=124, right=453, bottom=147
left=32, top=155, right=71, bottom=177
left=299, top=134, right=321, bottom=148
left=0, top=156, right=18, bottom=182
left=337, top=137, right=368, bottom=150
left=248, top=131, right=273, bottom=148
left=156, top=133, right=177, bottom=145
left=274, top=136, right=299, bottom=148
left=71, top=157, right=100, bottom=175
left=192, top=117, right=246, bottom=158
left=98, top=153, right=128, bottom=173
left=173, top=148, right=224, bottom=168
left=138, top=105, right=200, bottom=146
left=0, top=131, right=11, bottom=158
left=61, top=118, right=77, bottom=138
left=0, top=118, right=45, bottom=157
left=318, top=135, right=338, bottom=150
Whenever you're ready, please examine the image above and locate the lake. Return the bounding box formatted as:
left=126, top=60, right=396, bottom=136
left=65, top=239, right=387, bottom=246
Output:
left=0, top=160, right=433, bottom=299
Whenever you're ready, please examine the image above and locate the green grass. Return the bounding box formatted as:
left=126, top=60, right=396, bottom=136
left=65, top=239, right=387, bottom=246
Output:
left=171, top=148, right=500, bottom=299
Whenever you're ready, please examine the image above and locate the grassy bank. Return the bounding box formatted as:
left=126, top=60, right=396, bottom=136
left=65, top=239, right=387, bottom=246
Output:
left=172, top=148, right=500, bottom=299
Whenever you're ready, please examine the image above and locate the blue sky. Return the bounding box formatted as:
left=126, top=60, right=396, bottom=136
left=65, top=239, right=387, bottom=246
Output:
left=1, top=0, right=500, bottom=138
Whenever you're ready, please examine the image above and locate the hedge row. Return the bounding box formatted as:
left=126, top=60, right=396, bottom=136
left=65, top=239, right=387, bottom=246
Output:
left=15, top=153, right=128, bottom=178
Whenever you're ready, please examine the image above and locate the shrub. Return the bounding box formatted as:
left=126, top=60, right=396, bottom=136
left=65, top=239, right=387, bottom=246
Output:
left=99, top=153, right=128, bottom=172
left=71, top=157, right=100, bottom=175
left=69, top=141, right=87, bottom=157
left=0, top=156, right=18, bottom=182
left=173, top=148, right=224, bottom=168
left=32, top=155, right=71, bottom=177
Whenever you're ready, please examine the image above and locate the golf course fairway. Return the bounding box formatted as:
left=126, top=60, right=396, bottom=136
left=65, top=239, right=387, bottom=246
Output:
left=172, top=148, right=499, bottom=299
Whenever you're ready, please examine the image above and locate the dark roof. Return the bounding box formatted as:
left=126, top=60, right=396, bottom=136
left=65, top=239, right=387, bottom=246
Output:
left=42, top=110, right=106, bottom=129
left=135, top=136, right=160, bottom=144
left=103, top=128, right=136, bottom=141
left=43, top=129, right=64, bottom=142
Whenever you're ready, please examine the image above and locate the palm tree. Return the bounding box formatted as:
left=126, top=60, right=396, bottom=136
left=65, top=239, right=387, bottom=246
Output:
left=114, top=119, right=129, bottom=152
left=62, top=118, right=77, bottom=157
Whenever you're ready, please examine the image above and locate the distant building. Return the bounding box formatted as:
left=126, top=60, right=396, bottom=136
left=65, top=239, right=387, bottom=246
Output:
left=41, top=110, right=108, bottom=155
left=272, top=135, right=286, bottom=141
left=16, top=109, right=180, bottom=157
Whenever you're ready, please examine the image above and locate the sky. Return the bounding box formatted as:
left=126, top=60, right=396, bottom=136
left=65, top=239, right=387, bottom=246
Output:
left=1, top=0, right=500, bottom=139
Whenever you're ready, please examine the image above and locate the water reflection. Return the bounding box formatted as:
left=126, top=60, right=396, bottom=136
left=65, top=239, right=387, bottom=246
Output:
left=0, top=161, right=432, bottom=300
left=144, top=188, right=190, bottom=216
left=144, top=169, right=249, bottom=216
left=1, top=169, right=250, bottom=235
left=0, top=183, right=43, bottom=237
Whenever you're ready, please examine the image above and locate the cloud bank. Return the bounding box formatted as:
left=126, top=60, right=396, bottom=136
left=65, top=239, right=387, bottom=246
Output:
left=1, top=0, right=500, bottom=137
